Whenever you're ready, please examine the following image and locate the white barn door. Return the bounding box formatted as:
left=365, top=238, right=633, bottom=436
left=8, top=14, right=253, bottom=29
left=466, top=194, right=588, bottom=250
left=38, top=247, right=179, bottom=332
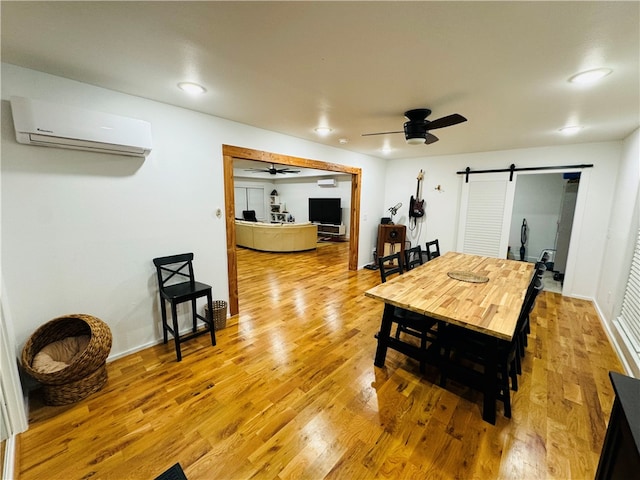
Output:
left=457, top=172, right=516, bottom=258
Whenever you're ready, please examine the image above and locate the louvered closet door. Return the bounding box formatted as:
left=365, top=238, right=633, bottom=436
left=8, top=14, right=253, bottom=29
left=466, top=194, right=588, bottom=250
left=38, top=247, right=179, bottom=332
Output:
left=616, top=229, right=640, bottom=359
left=457, top=172, right=516, bottom=258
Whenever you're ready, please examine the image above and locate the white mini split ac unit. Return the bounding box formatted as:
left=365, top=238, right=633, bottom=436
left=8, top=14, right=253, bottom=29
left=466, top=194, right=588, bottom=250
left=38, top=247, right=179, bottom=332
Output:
left=10, top=96, right=153, bottom=157
left=317, top=178, right=336, bottom=187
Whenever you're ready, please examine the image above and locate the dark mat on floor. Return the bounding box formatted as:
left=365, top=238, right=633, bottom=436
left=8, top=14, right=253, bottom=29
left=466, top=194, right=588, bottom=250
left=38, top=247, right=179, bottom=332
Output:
left=155, top=463, right=187, bottom=480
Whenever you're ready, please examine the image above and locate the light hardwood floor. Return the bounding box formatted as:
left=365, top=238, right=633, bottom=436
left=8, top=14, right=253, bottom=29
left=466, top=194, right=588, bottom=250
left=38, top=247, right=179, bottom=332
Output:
left=17, top=242, right=624, bottom=479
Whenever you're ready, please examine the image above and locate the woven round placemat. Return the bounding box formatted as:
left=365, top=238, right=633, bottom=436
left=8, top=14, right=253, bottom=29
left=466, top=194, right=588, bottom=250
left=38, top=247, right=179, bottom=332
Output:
left=447, top=270, right=489, bottom=283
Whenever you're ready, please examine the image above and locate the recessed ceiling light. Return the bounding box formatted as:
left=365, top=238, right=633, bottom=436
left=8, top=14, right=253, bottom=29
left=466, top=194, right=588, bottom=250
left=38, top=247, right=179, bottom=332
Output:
left=338, top=138, right=349, bottom=144
left=381, top=146, right=392, bottom=154
left=314, top=127, right=332, bottom=136
left=568, top=68, right=612, bottom=84
left=559, top=125, right=583, bottom=135
left=178, top=82, right=206, bottom=95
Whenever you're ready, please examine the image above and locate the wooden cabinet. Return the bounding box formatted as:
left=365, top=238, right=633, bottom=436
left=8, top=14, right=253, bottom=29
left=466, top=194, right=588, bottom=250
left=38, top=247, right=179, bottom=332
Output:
left=377, top=224, right=406, bottom=261
left=595, top=371, right=640, bottom=480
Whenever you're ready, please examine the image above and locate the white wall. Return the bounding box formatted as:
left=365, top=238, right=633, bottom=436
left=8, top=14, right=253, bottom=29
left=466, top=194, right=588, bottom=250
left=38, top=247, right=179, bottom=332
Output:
left=596, top=128, right=640, bottom=320
left=271, top=175, right=352, bottom=232
left=1, top=64, right=387, bottom=358
left=377, top=162, right=463, bottom=254
left=595, top=128, right=640, bottom=376
left=383, top=142, right=622, bottom=299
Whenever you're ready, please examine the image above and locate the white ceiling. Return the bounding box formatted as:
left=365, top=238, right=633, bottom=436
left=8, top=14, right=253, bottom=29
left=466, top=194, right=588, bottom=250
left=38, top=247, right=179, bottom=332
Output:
left=1, top=1, right=638, bottom=161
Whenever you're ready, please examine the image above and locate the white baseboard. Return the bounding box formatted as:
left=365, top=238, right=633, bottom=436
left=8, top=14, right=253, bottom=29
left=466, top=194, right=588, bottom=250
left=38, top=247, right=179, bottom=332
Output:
left=107, top=323, right=221, bottom=362
left=593, top=299, right=639, bottom=377
left=2, top=434, right=17, bottom=480
left=107, top=337, right=163, bottom=362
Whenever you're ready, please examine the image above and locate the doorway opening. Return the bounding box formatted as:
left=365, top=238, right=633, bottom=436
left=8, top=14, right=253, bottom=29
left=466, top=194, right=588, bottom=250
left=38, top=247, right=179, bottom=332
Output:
left=509, top=172, right=581, bottom=294
left=458, top=166, right=589, bottom=296
left=222, top=145, right=362, bottom=316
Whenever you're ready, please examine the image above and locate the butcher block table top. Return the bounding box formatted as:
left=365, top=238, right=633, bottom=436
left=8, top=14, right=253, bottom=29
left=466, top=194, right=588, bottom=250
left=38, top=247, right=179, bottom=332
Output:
left=365, top=251, right=534, bottom=341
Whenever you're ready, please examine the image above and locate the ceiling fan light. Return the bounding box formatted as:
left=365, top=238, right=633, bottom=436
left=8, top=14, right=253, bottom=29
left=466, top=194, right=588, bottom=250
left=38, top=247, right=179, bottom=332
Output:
left=404, top=119, right=428, bottom=145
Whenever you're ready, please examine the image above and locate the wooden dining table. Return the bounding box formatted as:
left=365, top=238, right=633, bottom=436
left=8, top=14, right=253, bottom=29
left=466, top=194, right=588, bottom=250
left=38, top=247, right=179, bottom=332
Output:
left=365, top=251, right=534, bottom=424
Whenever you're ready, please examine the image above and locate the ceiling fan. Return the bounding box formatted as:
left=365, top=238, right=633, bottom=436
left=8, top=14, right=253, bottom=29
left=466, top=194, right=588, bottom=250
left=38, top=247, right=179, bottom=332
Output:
left=244, top=163, right=300, bottom=175
left=362, top=108, right=467, bottom=145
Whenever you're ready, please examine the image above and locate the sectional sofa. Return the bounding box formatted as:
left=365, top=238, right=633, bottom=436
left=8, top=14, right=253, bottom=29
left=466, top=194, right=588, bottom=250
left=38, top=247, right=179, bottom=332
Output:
left=235, top=220, right=318, bottom=252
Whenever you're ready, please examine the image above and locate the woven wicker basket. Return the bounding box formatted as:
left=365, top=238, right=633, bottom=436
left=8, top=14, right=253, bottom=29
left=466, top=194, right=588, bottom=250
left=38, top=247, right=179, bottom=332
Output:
left=204, top=301, right=227, bottom=330
left=21, top=314, right=112, bottom=405
left=42, top=363, right=108, bottom=406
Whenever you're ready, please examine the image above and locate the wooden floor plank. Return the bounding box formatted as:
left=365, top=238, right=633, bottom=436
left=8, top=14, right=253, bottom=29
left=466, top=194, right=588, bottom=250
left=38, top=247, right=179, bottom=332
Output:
left=16, top=242, right=625, bottom=479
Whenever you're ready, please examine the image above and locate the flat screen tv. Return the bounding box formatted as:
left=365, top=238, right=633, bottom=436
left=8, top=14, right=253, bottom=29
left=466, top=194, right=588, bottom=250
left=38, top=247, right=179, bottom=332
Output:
left=308, top=198, right=342, bottom=225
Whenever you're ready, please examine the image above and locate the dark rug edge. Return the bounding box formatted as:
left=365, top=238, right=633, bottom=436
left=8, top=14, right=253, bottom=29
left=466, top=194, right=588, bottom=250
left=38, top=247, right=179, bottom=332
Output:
left=155, top=462, right=188, bottom=480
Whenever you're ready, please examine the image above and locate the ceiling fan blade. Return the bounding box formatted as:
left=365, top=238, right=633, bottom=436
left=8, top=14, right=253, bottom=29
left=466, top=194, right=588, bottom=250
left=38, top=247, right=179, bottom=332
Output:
left=425, top=133, right=439, bottom=144
left=426, top=113, right=467, bottom=130
left=361, top=130, right=404, bottom=137
left=277, top=169, right=300, bottom=174
left=245, top=168, right=268, bottom=172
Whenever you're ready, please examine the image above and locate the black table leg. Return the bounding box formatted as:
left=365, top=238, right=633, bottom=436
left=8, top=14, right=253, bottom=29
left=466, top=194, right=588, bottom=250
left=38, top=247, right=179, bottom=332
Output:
left=374, top=303, right=395, bottom=367
left=482, top=338, right=498, bottom=425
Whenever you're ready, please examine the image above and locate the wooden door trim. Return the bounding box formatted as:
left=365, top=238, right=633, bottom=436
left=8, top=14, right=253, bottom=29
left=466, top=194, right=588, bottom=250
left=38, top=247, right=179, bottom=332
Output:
left=223, top=144, right=362, bottom=316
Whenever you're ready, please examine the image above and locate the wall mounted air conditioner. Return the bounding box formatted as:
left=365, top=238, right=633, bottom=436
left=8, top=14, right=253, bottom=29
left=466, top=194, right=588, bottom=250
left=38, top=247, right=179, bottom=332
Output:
left=10, top=96, right=152, bottom=157
left=317, top=178, right=336, bottom=187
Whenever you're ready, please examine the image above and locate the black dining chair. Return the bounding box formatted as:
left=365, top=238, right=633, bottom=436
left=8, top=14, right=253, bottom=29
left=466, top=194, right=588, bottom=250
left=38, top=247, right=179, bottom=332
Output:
left=439, top=326, right=518, bottom=418
left=378, top=252, right=404, bottom=281
left=517, top=276, right=544, bottom=361
left=404, top=245, right=424, bottom=271
left=534, top=261, right=547, bottom=278
left=438, top=271, right=540, bottom=419
left=242, top=210, right=258, bottom=222
left=153, top=253, right=216, bottom=361
left=425, top=239, right=441, bottom=261
left=377, top=252, right=439, bottom=373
